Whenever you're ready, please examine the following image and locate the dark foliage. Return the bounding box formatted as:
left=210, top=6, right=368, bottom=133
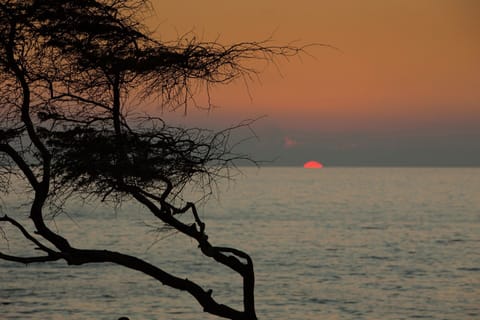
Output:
left=0, top=1, right=307, bottom=319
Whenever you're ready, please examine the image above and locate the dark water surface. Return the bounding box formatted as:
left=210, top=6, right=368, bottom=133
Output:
left=1, top=167, right=479, bottom=319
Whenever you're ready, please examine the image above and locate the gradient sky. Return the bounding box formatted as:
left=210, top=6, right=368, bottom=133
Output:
left=148, top=0, right=480, bottom=166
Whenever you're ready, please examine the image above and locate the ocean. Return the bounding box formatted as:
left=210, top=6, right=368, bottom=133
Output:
left=1, top=167, right=479, bottom=319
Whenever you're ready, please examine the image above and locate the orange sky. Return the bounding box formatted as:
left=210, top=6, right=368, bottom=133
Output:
left=146, top=0, right=480, bottom=165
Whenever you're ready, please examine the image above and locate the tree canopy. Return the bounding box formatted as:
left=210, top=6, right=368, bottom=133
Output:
left=0, top=1, right=304, bottom=319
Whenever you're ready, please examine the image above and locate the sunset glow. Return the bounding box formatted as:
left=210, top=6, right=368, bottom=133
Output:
left=148, top=0, right=480, bottom=166
left=303, top=161, right=323, bottom=169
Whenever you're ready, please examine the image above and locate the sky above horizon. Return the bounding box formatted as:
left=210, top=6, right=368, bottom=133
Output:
left=147, top=0, right=480, bottom=166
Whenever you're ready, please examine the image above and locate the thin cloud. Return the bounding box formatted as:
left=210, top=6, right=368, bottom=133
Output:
left=284, top=136, right=299, bottom=148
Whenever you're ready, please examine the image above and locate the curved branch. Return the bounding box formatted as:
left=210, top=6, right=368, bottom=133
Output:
left=4, top=18, right=52, bottom=169
left=0, top=214, right=248, bottom=319
left=51, top=92, right=111, bottom=111
left=128, top=189, right=256, bottom=318
left=215, top=247, right=253, bottom=265
left=0, top=252, right=61, bottom=264
left=0, top=144, right=39, bottom=189
left=1, top=13, right=71, bottom=253
left=0, top=215, right=63, bottom=264
left=0, top=215, right=58, bottom=254
left=130, top=190, right=248, bottom=273
left=62, top=248, right=245, bottom=320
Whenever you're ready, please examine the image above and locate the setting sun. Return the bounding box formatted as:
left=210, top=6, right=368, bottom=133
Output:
left=303, top=161, right=323, bottom=169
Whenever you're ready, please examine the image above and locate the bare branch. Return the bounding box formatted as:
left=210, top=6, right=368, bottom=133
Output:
left=0, top=143, right=39, bottom=189
left=0, top=215, right=57, bottom=254
left=0, top=1, right=310, bottom=318
left=0, top=252, right=61, bottom=264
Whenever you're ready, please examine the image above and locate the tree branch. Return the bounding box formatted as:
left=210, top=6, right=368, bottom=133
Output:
left=128, top=189, right=256, bottom=318
left=0, top=215, right=58, bottom=254
left=61, top=248, right=246, bottom=320
left=0, top=144, right=39, bottom=189
left=0, top=213, right=246, bottom=318
left=0, top=252, right=61, bottom=264
left=0, top=215, right=63, bottom=265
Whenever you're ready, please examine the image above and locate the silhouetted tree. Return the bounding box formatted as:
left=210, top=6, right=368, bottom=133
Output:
left=0, top=1, right=304, bottom=319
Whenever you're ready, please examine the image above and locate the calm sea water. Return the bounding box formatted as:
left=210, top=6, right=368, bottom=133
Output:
left=1, top=167, right=479, bottom=319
